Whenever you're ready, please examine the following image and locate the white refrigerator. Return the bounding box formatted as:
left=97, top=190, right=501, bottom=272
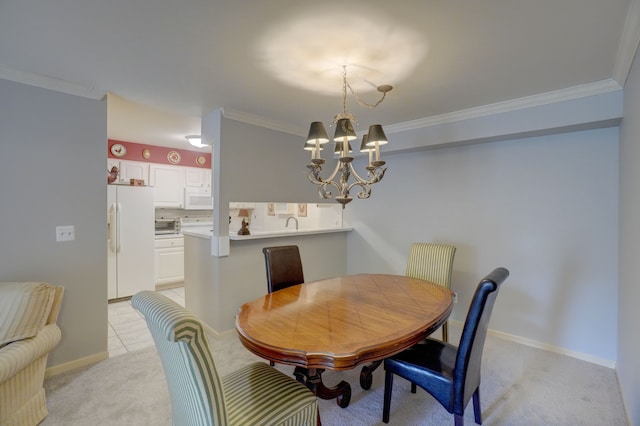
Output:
left=107, top=185, right=155, bottom=300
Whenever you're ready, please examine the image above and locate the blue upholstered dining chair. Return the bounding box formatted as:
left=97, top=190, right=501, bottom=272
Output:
left=382, top=267, right=509, bottom=426
left=131, top=291, right=318, bottom=426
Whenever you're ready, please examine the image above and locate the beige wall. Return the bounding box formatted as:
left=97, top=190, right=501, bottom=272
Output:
left=345, top=126, right=619, bottom=364
left=204, top=108, right=349, bottom=237
left=0, top=78, right=107, bottom=367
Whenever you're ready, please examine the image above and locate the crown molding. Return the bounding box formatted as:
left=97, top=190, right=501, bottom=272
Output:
left=0, top=64, right=106, bottom=100
left=385, top=79, right=622, bottom=134
left=613, top=0, right=640, bottom=85
left=224, top=79, right=622, bottom=138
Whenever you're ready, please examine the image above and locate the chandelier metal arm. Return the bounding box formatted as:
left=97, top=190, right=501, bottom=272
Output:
left=346, top=162, right=387, bottom=199
left=306, top=160, right=341, bottom=199
left=306, top=157, right=387, bottom=208
left=347, top=162, right=386, bottom=186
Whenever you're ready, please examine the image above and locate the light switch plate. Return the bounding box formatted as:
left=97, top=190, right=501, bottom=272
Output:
left=56, top=225, right=75, bottom=242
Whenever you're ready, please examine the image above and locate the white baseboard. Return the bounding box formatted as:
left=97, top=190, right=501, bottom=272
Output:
left=45, top=351, right=109, bottom=378
left=45, top=325, right=234, bottom=378
left=448, top=320, right=616, bottom=369
left=202, top=322, right=237, bottom=339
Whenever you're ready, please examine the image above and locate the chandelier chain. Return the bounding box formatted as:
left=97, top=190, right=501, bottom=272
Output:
left=342, top=65, right=389, bottom=110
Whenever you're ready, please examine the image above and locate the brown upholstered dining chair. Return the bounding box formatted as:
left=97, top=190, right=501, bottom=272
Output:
left=262, top=245, right=305, bottom=293
left=262, top=245, right=305, bottom=366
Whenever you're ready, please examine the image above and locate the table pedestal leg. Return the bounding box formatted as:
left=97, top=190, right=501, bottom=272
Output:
left=294, top=367, right=352, bottom=408
left=359, top=360, right=382, bottom=390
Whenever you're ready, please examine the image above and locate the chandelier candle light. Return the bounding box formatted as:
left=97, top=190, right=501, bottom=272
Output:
left=305, top=65, right=391, bottom=208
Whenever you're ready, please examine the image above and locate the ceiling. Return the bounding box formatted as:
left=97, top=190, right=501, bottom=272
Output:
left=0, top=0, right=636, bottom=150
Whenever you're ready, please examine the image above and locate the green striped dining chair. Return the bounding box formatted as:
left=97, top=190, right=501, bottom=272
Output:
left=405, top=242, right=457, bottom=343
left=359, top=242, right=457, bottom=391
left=131, top=291, right=318, bottom=426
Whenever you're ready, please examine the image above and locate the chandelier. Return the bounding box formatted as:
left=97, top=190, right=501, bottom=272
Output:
left=305, top=65, right=391, bottom=208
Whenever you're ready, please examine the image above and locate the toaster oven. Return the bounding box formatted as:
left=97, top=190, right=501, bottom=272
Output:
left=154, top=218, right=179, bottom=235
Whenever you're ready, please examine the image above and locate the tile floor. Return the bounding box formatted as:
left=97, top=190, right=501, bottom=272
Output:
left=107, top=287, right=185, bottom=357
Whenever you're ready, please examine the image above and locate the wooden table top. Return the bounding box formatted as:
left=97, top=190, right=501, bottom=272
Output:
left=235, top=274, right=454, bottom=370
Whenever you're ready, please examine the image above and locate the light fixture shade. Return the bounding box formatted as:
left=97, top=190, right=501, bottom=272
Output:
left=333, top=118, right=357, bottom=142
left=359, top=133, right=372, bottom=152
left=365, top=124, right=388, bottom=146
left=306, top=121, right=330, bottom=144
left=334, top=141, right=353, bottom=154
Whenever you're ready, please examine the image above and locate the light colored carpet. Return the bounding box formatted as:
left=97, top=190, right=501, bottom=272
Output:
left=42, top=324, right=628, bottom=425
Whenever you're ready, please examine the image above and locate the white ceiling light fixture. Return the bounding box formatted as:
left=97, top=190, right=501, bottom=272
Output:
left=185, top=135, right=208, bottom=148
left=305, top=65, right=390, bottom=208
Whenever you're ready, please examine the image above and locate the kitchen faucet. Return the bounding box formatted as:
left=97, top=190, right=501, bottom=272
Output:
left=286, top=216, right=298, bottom=230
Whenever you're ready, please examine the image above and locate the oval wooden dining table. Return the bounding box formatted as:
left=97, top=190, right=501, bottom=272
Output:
left=235, top=273, right=454, bottom=409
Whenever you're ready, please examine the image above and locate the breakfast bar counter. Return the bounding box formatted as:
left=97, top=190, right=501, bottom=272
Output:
left=183, top=227, right=352, bottom=334
left=182, top=227, right=352, bottom=240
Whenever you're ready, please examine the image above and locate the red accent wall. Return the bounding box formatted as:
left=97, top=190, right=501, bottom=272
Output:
left=107, top=139, right=212, bottom=169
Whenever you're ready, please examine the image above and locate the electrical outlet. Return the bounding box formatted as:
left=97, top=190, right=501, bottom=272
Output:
left=56, top=225, right=75, bottom=242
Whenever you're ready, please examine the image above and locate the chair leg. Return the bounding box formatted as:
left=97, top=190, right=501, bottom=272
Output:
left=382, top=371, right=394, bottom=423
left=472, top=388, right=482, bottom=424
left=454, top=413, right=464, bottom=426
left=411, top=382, right=417, bottom=393
left=442, top=321, right=448, bottom=343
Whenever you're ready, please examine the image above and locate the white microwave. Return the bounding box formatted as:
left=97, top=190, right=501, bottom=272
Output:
left=184, top=187, right=213, bottom=210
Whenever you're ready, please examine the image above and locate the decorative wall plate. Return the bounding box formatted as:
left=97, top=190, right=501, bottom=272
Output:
left=142, top=148, right=151, bottom=159
left=110, top=143, right=127, bottom=157
left=196, top=155, right=206, bottom=166
left=167, top=151, right=181, bottom=164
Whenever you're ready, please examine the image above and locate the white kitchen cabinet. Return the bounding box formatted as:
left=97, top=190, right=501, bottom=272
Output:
left=154, top=237, right=184, bottom=286
left=107, top=160, right=149, bottom=185
left=149, top=164, right=185, bottom=208
left=185, top=167, right=212, bottom=189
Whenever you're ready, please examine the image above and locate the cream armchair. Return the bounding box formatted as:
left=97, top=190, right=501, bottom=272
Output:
left=0, top=282, right=64, bottom=426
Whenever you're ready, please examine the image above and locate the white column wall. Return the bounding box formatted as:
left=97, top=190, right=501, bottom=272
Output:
left=618, top=43, right=640, bottom=425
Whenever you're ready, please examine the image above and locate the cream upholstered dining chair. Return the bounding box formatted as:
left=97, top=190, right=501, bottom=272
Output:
left=405, top=242, right=457, bottom=342
left=131, top=291, right=317, bottom=426
left=359, top=242, right=457, bottom=390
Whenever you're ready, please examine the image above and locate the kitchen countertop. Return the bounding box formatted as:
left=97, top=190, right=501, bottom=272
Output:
left=230, top=227, right=352, bottom=240
left=182, top=227, right=352, bottom=240
left=154, top=233, right=184, bottom=239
